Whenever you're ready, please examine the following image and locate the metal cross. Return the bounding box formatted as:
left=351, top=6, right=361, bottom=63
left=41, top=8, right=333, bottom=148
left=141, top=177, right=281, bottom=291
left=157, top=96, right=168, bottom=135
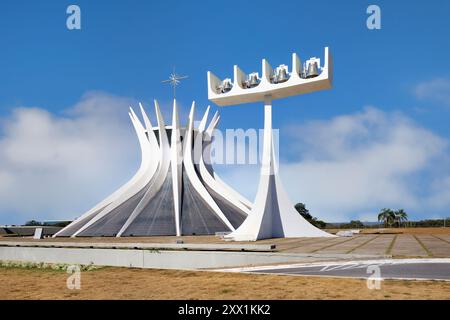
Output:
left=161, top=67, right=188, bottom=99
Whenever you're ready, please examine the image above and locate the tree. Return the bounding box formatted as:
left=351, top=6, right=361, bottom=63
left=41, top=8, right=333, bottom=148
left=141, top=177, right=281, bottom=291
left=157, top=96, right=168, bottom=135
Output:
left=394, top=209, right=408, bottom=227
left=294, top=203, right=326, bottom=229
left=294, top=203, right=312, bottom=220
left=348, top=220, right=365, bottom=228
left=378, top=208, right=395, bottom=228
left=338, top=220, right=365, bottom=229
left=24, top=220, right=42, bottom=226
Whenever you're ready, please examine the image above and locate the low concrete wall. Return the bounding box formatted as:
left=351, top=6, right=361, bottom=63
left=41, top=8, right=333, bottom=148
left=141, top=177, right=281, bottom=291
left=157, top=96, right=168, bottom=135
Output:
left=0, top=226, right=62, bottom=236
left=0, top=246, right=327, bottom=270
left=0, top=241, right=276, bottom=252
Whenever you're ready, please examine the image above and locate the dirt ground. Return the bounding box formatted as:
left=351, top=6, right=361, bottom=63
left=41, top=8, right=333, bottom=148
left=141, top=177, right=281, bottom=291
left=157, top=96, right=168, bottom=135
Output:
left=1, top=266, right=449, bottom=300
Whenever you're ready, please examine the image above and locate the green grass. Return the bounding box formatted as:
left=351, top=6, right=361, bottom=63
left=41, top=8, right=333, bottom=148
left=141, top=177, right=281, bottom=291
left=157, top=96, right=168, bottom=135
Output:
left=0, top=260, right=104, bottom=272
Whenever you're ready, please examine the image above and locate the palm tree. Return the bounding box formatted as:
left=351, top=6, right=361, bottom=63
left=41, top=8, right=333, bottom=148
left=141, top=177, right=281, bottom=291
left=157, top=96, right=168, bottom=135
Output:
left=378, top=208, right=395, bottom=228
left=394, top=209, right=408, bottom=227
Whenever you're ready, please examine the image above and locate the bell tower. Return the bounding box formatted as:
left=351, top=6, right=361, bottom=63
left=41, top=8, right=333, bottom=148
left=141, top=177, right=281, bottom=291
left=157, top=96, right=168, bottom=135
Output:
left=207, top=47, right=336, bottom=241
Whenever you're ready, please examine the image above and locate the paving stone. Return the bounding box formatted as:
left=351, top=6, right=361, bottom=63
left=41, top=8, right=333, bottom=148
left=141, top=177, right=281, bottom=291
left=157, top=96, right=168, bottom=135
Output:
left=391, top=235, right=428, bottom=257
left=316, top=235, right=377, bottom=254
left=436, top=234, right=450, bottom=243
left=351, top=235, right=395, bottom=255
left=288, top=237, right=349, bottom=253
left=416, top=235, right=450, bottom=257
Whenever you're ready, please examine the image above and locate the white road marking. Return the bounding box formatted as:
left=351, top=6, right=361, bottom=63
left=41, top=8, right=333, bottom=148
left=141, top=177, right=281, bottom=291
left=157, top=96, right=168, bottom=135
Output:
left=214, top=258, right=450, bottom=273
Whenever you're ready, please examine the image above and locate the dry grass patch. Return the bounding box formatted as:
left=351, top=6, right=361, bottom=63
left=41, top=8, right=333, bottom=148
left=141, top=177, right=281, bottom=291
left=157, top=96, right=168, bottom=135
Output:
left=0, top=266, right=449, bottom=300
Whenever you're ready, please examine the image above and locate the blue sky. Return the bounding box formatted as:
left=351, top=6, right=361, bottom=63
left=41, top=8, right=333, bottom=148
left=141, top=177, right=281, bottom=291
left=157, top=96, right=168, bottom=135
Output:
left=1, top=0, right=450, bottom=224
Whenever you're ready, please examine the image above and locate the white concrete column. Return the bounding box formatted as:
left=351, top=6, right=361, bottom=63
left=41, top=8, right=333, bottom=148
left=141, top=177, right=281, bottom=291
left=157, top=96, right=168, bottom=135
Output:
left=226, top=97, right=334, bottom=241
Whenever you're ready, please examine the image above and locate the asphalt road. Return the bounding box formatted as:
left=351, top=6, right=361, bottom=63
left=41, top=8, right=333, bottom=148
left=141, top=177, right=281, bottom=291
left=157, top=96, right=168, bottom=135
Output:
left=246, top=261, right=450, bottom=281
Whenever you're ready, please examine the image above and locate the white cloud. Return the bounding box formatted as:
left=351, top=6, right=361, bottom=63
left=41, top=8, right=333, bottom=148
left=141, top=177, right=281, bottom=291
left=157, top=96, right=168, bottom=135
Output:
left=0, top=92, right=141, bottom=224
left=218, top=107, right=450, bottom=222
left=0, top=92, right=233, bottom=225
left=427, top=176, right=450, bottom=212
left=414, top=78, right=450, bottom=107
left=1, top=97, right=449, bottom=225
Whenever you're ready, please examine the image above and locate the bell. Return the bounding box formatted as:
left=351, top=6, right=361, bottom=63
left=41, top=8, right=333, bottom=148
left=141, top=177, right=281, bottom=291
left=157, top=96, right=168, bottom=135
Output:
left=220, top=78, right=233, bottom=93
left=246, top=72, right=260, bottom=88
left=306, top=61, right=319, bottom=78
left=270, top=72, right=277, bottom=84
left=276, top=65, right=289, bottom=83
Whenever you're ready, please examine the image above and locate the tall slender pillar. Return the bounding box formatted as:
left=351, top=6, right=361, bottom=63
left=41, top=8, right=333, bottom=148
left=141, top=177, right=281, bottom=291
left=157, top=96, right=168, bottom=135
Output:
left=226, top=97, right=335, bottom=241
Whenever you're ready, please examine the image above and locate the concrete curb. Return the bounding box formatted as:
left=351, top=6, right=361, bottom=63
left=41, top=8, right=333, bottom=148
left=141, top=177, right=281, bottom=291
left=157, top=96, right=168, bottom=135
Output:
left=0, top=246, right=388, bottom=270
left=0, top=241, right=276, bottom=252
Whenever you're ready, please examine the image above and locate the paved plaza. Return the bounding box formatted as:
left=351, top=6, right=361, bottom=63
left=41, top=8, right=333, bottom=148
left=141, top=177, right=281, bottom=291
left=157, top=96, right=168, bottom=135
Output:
left=1, top=232, right=450, bottom=258
left=260, top=234, right=450, bottom=257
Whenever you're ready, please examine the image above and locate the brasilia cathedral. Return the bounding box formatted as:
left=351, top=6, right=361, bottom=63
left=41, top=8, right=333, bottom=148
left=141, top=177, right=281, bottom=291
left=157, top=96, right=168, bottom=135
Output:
left=56, top=48, right=335, bottom=240
left=55, top=100, right=252, bottom=237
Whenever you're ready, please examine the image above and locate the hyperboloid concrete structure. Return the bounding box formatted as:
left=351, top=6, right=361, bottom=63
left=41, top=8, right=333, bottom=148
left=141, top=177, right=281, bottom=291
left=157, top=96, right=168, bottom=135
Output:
left=55, top=100, right=251, bottom=237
